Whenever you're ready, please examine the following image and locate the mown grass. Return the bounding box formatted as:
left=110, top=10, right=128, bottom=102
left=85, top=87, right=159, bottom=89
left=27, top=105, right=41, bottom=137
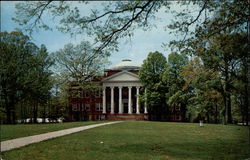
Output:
left=2, top=121, right=249, bottom=160
left=0, top=121, right=101, bottom=141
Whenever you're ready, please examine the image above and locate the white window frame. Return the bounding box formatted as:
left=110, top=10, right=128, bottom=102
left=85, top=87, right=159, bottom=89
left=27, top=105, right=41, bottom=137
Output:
left=96, top=115, right=102, bottom=120
left=175, top=106, right=181, bottom=111
left=95, top=103, right=103, bottom=111
left=175, top=115, right=181, bottom=120
left=95, top=89, right=101, bottom=98
left=85, top=91, right=90, bottom=98
left=85, top=103, right=90, bottom=111
left=72, top=103, right=78, bottom=111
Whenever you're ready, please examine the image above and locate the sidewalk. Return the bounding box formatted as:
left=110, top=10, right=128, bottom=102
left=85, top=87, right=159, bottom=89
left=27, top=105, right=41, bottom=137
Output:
left=1, top=121, right=122, bottom=152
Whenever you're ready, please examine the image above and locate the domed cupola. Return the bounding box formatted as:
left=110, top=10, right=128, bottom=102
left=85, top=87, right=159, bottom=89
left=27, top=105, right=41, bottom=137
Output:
left=112, top=59, right=139, bottom=70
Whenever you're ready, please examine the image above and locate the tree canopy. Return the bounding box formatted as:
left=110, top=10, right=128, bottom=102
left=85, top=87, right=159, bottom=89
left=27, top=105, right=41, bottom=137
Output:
left=53, top=41, right=109, bottom=83
left=0, top=32, right=54, bottom=124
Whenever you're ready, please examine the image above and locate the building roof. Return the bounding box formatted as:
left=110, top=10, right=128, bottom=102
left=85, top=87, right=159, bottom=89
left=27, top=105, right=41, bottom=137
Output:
left=102, top=70, right=140, bottom=82
left=111, top=59, right=140, bottom=70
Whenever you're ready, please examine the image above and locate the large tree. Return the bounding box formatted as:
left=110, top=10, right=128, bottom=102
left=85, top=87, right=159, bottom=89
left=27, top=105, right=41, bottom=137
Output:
left=162, top=53, right=188, bottom=121
left=139, top=51, right=168, bottom=121
left=13, top=1, right=248, bottom=53
left=53, top=41, right=109, bottom=83
left=181, top=57, right=224, bottom=123
left=52, top=41, right=109, bottom=121
left=168, top=1, right=249, bottom=124
left=13, top=1, right=169, bottom=54
left=0, top=32, right=53, bottom=124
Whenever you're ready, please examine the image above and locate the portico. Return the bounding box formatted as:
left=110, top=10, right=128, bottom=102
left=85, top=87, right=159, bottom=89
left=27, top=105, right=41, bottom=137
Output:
left=101, top=70, right=147, bottom=118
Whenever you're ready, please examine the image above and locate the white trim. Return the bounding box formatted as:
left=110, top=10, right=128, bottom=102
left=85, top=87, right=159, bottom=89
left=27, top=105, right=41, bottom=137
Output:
left=103, top=82, right=142, bottom=87
left=102, top=70, right=139, bottom=82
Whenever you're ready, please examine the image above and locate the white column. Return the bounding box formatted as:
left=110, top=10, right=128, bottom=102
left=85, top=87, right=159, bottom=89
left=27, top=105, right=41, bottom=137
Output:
left=128, top=86, right=132, bottom=114
left=102, top=87, right=106, bottom=114
left=144, top=88, right=148, bottom=114
left=136, top=86, right=140, bottom=114
left=119, top=86, right=122, bottom=114
left=111, top=86, right=114, bottom=114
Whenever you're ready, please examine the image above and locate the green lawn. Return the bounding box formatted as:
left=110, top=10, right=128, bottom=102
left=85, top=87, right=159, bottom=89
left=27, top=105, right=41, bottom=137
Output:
left=0, top=121, right=101, bottom=141
left=2, top=121, right=249, bottom=160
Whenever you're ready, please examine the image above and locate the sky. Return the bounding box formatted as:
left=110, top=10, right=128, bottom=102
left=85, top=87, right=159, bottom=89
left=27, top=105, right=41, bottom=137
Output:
left=1, top=1, right=196, bottom=68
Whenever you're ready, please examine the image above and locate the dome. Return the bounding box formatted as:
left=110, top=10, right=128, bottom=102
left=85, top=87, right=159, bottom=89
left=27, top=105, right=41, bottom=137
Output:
left=112, top=59, right=140, bottom=70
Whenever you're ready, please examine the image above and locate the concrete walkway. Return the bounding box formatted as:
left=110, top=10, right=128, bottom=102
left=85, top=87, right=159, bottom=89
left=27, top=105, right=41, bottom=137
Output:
left=1, top=121, right=122, bottom=152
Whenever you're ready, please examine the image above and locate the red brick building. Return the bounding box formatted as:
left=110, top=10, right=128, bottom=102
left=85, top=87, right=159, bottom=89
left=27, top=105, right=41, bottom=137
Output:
left=68, top=59, right=185, bottom=121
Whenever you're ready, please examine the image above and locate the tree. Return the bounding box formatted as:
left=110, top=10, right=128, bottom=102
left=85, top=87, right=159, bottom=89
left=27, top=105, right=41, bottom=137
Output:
left=181, top=58, right=223, bottom=123
left=0, top=32, right=53, bottom=124
left=28, top=45, right=54, bottom=123
left=13, top=1, right=248, bottom=53
left=139, top=51, right=168, bottom=121
left=52, top=41, right=109, bottom=121
left=194, top=33, right=247, bottom=124
left=13, top=1, right=170, bottom=54
left=53, top=41, right=109, bottom=83
left=162, top=53, right=188, bottom=121
left=168, top=1, right=248, bottom=124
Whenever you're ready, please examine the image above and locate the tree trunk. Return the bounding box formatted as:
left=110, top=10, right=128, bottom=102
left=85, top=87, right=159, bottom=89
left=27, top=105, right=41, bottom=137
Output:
left=21, top=102, right=24, bottom=123
left=6, top=104, right=11, bottom=124
left=227, top=94, right=232, bottom=123
left=33, top=101, right=38, bottom=123
left=206, top=113, right=209, bottom=123
left=3, top=88, right=11, bottom=124
left=42, top=104, right=46, bottom=123
left=224, top=59, right=232, bottom=124
left=222, top=93, right=227, bottom=125
left=215, top=101, right=218, bottom=124
left=11, top=103, right=16, bottom=124
left=24, top=103, right=27, bottom=123
left=243, top=59, right=249, bottom=126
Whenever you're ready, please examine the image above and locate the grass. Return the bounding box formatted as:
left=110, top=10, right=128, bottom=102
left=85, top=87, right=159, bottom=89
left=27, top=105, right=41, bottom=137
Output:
left=0, top=121, right=101, bottom=141
left=2, top=121, right=249, bottom=160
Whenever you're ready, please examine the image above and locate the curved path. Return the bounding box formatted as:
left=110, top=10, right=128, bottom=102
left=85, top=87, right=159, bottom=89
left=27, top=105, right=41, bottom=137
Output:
left=1, top=121, right=122, bottom=152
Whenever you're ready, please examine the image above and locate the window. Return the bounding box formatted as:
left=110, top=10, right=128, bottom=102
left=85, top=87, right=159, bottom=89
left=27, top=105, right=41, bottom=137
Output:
left=175, top=106, right=180, bottom=111
left=96, top=115, right=102, bottom=120
left=85, top=91, right=90, bottom=98
left=95, top=103, right=103, bottom=111
left=175, top=115, right=181, bottom=120
left=72, top=103, right=78, bottom=111
left=85, top=104, right=90, bottom=111
left=107, top=103, right=111, bottom=111
left=71, top=90, right=78, bottom=98
left=81, top=105, right=85, bottom=111
left=95, top=89, right=101, bottom=97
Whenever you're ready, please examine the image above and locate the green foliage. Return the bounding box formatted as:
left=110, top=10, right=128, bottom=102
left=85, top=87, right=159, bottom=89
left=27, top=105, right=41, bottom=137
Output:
left=53, top=41, right=109, bottom=83
left=13, top=1, right=169, bottom=54
left=182, top=58, right=224, bottom=122
left=139, top=51, right=167, bottom=87
left=51, top=41, right=109, bottom=119
left=168, top=0, right=248, bottom=124
left=0, top=31, right=54, bottom=124
left=162, top=53, right=188, bottom=114
left=139, top=51, right=168, bottom=120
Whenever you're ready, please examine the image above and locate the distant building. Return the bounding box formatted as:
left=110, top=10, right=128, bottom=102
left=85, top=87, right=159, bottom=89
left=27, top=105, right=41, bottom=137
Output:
left=68, top=59, right=184, bottom=121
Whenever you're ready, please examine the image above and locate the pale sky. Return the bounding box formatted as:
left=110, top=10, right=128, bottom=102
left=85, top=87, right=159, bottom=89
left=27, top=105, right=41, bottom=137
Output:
left=1, top=1, right=197, bottom=67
